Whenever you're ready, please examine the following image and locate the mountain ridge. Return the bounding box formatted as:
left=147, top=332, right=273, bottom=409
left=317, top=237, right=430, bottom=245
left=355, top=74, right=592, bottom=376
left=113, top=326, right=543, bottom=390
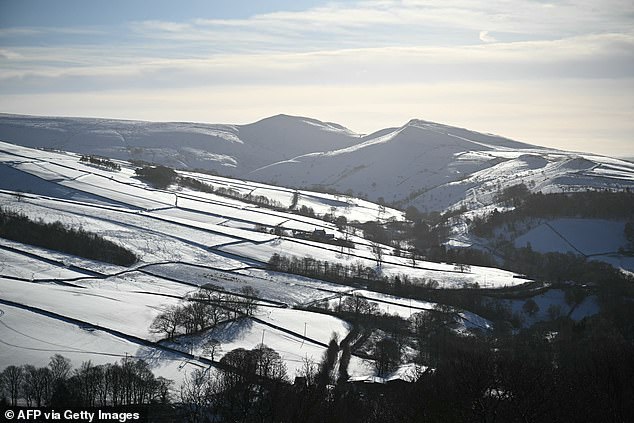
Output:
left=1, top=112, right=633, bottom=212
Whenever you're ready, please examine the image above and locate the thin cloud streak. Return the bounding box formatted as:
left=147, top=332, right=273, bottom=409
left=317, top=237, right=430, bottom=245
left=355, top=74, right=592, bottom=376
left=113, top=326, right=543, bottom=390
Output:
left=129, top=0, right=634, bottom=48
left=1, top=33, right=632, bottom=91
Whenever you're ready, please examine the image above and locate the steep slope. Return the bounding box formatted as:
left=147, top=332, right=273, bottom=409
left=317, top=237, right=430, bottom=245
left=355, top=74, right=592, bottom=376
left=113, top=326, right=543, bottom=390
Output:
left=249, top=119, right=539, bottom=204
left=0, top=113, right=360, bottom=176
left=238, top=114, right=360, bottom=160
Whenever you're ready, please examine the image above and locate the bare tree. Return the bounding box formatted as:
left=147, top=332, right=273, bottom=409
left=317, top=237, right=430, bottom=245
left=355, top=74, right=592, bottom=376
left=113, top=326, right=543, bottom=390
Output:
left=203, top=339, right=222, bottom=361
left=454, top=263, right=471, bottom=273
left=371, top=241, right=384, bottom=269
left=238, top=286, right=259, bottom=316
left=296, top=356, right=318, bottom=387
left=180, top=368, right=218, bottom=423
left=341, top=294, right=378, bottom=315
left=253, top=344, right=288, bottom=382
left=1, top=365, right=23, bottom=406
left=49, top=354, right=72, bottom=383
left=150, top=305, right=183, bottom=339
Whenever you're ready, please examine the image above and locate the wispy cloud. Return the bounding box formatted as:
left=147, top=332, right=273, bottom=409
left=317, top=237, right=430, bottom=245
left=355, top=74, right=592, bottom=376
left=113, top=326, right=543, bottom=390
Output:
left=479, top=31, right=496, bottom=43
left=128, top=0, right=634, bottom=50
left=2, top=32, right=631, bottom=93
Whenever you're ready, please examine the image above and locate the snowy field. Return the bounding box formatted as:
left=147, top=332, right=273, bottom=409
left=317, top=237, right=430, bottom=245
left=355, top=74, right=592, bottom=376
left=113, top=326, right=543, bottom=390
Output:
left=0, top=140, right=560, bottom=388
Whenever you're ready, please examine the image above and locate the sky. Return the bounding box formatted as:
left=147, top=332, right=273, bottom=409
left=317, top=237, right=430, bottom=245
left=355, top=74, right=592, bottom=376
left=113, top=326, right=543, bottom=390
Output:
left=0, top=0, right=632, bottom=157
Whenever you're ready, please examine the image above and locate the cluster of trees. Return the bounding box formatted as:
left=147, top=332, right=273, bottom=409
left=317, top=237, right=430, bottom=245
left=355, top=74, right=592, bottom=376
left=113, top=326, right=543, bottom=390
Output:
left=178, top=337, right=370, bottom=422
left=185, top=302, right=632, bottom=422
left=134, top=165, right=177, bottom=189
left=269, top=253, right=446, bottom=299
left=79, top=155, right=121, bottom=171
left=404, top=315, right=634, bottom=423
left=0, top=208, right=138, bottom=266
left=150, top=286, right=259, bottom=340
left=179, top=317, right=632, bottom=422
left=0, top=355, right=171, bottom=408
left=356, top=207, right=458, bottom=261
left=175, top=173, right=287, bottom=209
left=296, top=205, right=317, bottom=218
left=502, top=246, right=631, bottom=287
left=495, top=183, right=531, bottom=206
left=178, top=175, right=216, bottom=194
left=268, top=253, right=380, bottom=284
left=292, top=230, right=355, bottom=249
left=335, top=294, right=379, bottom=316
left=472, top=190, right=634, bottom=237
left=373, top=338, right=401, bottom=376
left=180, top=343, right=290, bottom=422
left=425, top=244, right=497, bottom=268
left=203, top=184, right=284, bottom=209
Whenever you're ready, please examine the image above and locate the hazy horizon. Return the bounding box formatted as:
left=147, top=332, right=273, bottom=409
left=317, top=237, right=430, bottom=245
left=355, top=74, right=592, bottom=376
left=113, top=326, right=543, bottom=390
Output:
left=1, top=0, right=632, bottom=157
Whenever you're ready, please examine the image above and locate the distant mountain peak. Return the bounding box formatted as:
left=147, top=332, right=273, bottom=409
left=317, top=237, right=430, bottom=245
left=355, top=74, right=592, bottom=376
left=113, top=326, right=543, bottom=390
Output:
left=1, top=113, right=633, bottom=213
left=404, top=118, right=435, bottom=127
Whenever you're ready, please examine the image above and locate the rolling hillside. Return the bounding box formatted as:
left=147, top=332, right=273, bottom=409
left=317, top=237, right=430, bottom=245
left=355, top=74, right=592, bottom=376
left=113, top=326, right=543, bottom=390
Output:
left=3, top=113, right=633, bottom=213
left=1, top=141, right=526, bottom=387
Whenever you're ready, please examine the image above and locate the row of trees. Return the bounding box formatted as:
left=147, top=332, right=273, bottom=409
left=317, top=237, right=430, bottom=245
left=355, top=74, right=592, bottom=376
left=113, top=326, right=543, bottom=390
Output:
left=0, top=355, right=171, bottom=408
left=79, top=155, right=121, bottom=171
left=150, top=286, right=259, bottom=340
left=137, top=165, right=288, bottom=210
left=0, top=208, right=138, bottom=266
left=472, top=190, right=634, bottom=237
left=268, top=253, right=380, bottom=284
left=180, top=175, right=286, bottom=209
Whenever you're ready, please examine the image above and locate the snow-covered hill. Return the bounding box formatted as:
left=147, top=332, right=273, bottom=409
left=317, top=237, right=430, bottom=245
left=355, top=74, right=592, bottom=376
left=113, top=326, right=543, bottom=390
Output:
left=0, top=113, right=360, bottom=177
left=2, top=113, right=633, bottom=213
left=1, top=141, right=524, bottom=386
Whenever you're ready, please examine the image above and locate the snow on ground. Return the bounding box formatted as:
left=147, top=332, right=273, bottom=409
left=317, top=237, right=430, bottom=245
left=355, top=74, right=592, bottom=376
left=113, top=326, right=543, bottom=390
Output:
left=144, top=264, right=347, bottom=306
left=351, top=290, right=436, bottom=317
left=255, top=308, right=350, bottom=346
left=177, top=169, right=404, bottom=224
left=513, top=223, right=575, bottom=254
left=347, top=362, right=426, bottom=383
left=511, top=218, right=633, bottom=271
left=0, top=245, right=87, bottom=280
left=346, top=355, right=381, bottom=380
left=503, top=289, right=600, bottom=328
left=457, top=311, right=494, bottom=332
left=0, top=278, right=180, bottom=340
left=514, top=219, right=628, bottom=256
left=322, top=290, right=492, bottom=332
left=165, top=318, right=337, bottom=379
left=77, top=271, right=195, bottom=298
left=221, top=237, right=529, bottom=289
left=0, top=194, right=248, bottom=268
left=241, top=269, right=354, bottom=296
left=0, top=303, right=208, bottom=385
left=592, top=254, right=634, bottom=272
left=2, top=139, right=582, bottom=385
left=0, top=237, right=125, bottom=275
